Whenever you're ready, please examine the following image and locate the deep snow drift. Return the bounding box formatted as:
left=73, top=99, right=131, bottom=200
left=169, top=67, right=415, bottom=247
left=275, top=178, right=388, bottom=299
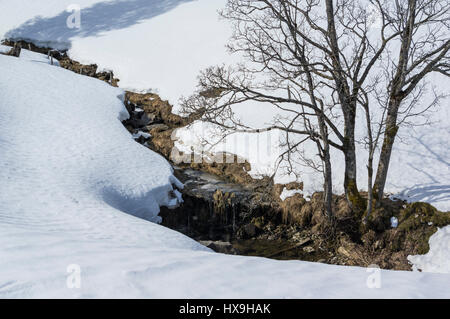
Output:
left=1, top=49, right=450, bottom=298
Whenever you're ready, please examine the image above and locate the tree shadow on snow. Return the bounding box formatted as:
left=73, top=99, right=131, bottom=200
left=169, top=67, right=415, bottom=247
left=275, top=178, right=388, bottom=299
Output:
left=395, top=184, right=450, bottom=210
left=5, top=0, right=195, bottom=49
left=391, top=133, right=450, bottom=209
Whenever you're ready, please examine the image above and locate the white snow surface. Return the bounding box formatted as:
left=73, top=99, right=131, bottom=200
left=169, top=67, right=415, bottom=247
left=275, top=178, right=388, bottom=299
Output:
left=1, top=49, right=450, bottom=298
left=1, top=0, right=236, bottom=97
left=1, top=0, right=448, bottom=210
left=0, top=0, right=449, bottom=294
left=409, top=227, right=450, bottom=274
left=280, top=188, right=304, bottom=202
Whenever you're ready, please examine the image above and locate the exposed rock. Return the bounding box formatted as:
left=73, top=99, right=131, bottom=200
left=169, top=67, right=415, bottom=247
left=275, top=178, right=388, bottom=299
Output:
left=125, top=92, right=185, bottom=126
left=2, top=39, right=63, bottom=58
left=303, top=246, right=315, bottom=254
left=127, top=112, right=155, bottom=128
left=147, top=123, right=169, bottom=133
left=272, top=184, right=285, bottom=198
left=284, top=181, right=304, bottom=191
left=279, top=194, right=308, bottom=225
left=3, top=42, right=21, bottom=57
left=199, top=240, right=237, bottom=254
left=125, top=90, right=260, bottom=187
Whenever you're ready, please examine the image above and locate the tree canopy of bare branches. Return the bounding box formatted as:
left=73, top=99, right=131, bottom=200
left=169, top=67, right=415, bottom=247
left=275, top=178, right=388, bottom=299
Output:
left=181, top=0, right=450, bottom=220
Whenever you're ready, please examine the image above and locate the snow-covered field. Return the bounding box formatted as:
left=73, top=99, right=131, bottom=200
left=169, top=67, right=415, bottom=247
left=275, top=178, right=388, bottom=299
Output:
left=0, top=49, right=450, bottom=298
left=2, top=0, right=448, bottom=211
left=0, top=0, right=449, bottom=298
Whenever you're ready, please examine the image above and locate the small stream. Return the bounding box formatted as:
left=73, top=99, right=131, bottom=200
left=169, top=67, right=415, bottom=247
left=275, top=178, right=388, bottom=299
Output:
left=160, top=167, right=326, bottom=261
left=161, top=166, right=254, bottom=242
left=1, top=40, right=325, bottom=263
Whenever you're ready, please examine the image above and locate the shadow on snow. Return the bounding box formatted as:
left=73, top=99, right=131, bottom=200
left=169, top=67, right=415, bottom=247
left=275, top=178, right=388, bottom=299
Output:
left=5, top=0, right=195, bottom=49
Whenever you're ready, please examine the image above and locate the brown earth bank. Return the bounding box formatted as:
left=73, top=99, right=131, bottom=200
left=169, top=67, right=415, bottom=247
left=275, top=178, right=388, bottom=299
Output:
left=4, top=40, right=449, bottom=271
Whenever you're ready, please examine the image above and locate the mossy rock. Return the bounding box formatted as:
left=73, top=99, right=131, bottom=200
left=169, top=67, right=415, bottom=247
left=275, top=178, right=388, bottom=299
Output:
left=397, top=202, right=450, bottom=255
left=398, top=202, right=450, bottom=231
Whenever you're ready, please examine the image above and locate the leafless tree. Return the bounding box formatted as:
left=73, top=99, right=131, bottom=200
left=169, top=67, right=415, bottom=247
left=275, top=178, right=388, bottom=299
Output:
left=182, top=0, right=348, bottom=218
left=372, top=0, right=450, bottom=203
left=181, top=0, right=449, bottom=220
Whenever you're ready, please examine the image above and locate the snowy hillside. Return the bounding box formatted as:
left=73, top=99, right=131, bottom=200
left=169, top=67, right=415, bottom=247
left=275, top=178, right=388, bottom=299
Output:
left=1, top=0, right=235, bottom=98
left=0, top=50, right=450, bottom=298
left=0, top=0, right=449, bottom=298
left=2, top=0, right=448, bottom=212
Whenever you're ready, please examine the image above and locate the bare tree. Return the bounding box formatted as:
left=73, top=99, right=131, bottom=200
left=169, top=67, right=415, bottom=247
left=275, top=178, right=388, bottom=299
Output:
left=182, top=1, right=343, bottom=218
left=372, top=0, right=450, bottom=203
left=182, top=0, right=390, bottom=209
left=181, top=0, right=449, bottom=220
left=359, top=85, right=386, bottom=220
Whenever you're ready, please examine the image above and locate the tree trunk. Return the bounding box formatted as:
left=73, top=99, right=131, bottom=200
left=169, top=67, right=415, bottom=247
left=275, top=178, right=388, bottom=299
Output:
left=325, top=0, right=363, bottom=212
left=363, top=102, right=375, bottom=223
left=365, top=156, right=374, bottom=221
left=318, top=116, right=333, bottom=219
left=373, top=100, right=400, bottom=203
left=342, top=104, right=364, bottom=211
left=323, top=149, right=333, bottom=219
left=344, top=147, right=363, bottom=209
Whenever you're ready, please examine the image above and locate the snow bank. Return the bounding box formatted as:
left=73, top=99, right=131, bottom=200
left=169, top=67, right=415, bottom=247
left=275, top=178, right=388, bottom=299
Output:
left=0, top=44, right=60, bottom=66
left=2, top=0, right=235, bottom=98
left=408, top=226, right=450, bottom=274
left=0, top=0, right=114, bottom=49
left=280, top=188, right=304, bottom=201
left=0, top=47, right=183, bottom=223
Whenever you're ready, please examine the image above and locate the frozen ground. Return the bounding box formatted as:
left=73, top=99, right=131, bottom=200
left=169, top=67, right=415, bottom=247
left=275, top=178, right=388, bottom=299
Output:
left=0, top=50, right=450, bottom=298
